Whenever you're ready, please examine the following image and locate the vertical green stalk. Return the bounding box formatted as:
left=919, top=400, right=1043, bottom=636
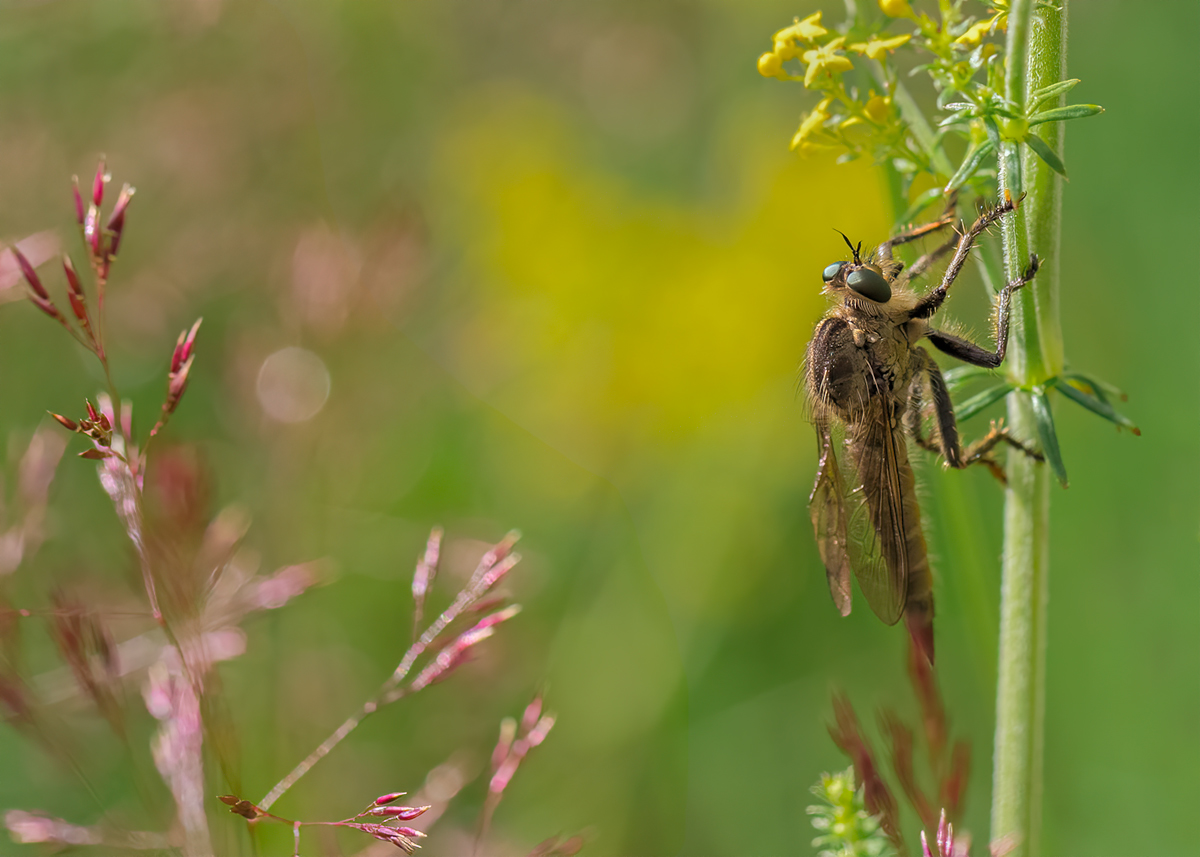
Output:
left=992, top=1, right=1067, bottom=854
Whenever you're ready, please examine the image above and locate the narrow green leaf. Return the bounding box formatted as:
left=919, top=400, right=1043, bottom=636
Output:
left=1032, top=389, right=1068, bottom=488
left=1027, top=104, right=1105, bottom=125
left=1028, top=78, right=1080, bottom=111
left=945, top=139, right=996, bottom=191
left=1061, top=372, right=1127, bottom=404
left=898, top=187, right=947, bottom=227
left=1001, top=140, right=1022, bottom=197
left=1024, top=133, right=1068, bottom=177
left=943, top=365, right=994, bottom=392
left=1057, top=381, right=1141, bottom=435
left=956, top=382, right=1015, bottom=422
left=983, top=116, right=1002, bottom=148
left=938, top=109, right=975, bottom=129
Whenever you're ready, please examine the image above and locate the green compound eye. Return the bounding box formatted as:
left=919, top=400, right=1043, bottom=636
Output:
left=846, top=267, right=891, bottom=302
left=822, top=262, right=846, bottom=282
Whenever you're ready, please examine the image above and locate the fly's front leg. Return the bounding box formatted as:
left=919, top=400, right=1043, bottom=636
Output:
left=874, top=209, right=956, bottom=264
left=913, top=349, right=1043, bottom=484
left=910, top=195, right=1024, bottom=320
left=926, top=254, right=1040, bottom=368
left=895, top=229, right=959, bottom=289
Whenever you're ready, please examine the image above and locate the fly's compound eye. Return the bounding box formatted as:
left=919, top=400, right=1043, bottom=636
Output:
left=846, top=267, right=891, bottom=303
left=822, top=262, right=846, bottom=282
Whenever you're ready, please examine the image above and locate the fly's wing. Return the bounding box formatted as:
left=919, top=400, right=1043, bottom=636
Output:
left=839, top=399, right=909, bottom=626
left=809, top=416, right=852, bottom=616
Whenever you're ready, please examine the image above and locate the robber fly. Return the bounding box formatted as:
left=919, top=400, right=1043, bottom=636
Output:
left=804, top=195, right=1041, bottom=664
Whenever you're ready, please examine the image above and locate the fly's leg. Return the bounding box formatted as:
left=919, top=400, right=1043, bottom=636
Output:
left=910, top=194, right=1026, bottom=320
left=894, top=229, right=959, bottom=288
left=962, top=419, right=1044, bottom=466
left=874, top=197, right=957, bottom=264
left=913, top=349, right=1043, bottom=485
left=925, top=254, right=1040, bottom=368
left=874, top=214, right=955, bottom=263
left=903, top=371, right=943, bottom=456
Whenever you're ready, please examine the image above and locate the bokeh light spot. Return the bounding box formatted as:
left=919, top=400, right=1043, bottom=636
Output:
left=256, top=347, right=331, bottom=423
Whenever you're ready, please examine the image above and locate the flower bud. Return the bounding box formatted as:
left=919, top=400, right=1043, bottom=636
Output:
left=13, top=247, right=48, bottom=300
left=49, top=412, right=79, bottom=432
left=91, top=158, right=107, bottom=207
left=372, top=792, right=407, bottom=806
left=71, top=176, right=85, bottom=225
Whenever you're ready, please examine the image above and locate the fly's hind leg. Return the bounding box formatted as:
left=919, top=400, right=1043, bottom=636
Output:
left=911, top=349, right=1043, bottom=485
left=961, top=418, right=1044, bottom=472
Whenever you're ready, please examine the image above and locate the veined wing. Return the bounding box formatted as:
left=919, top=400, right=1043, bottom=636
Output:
left=809, top=416, right=852, bottom=616
left=839, top=397, right=914, bottom=626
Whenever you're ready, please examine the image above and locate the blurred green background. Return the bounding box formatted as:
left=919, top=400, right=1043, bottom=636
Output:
left=0, top=1, right=1196, bottom=855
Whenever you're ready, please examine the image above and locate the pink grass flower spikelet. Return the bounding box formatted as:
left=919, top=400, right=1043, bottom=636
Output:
left=71, top=175, right=85, bottom=225
left=91, top=158, right=108, bottom=207
left=106, top=183, right=135, bottom=258
left=411, top=526, right=443, bottom=632
left=13, top=247, right=48, bottom=300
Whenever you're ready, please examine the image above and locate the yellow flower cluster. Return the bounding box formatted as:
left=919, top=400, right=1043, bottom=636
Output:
left=756, top=12, right=841, bottom=83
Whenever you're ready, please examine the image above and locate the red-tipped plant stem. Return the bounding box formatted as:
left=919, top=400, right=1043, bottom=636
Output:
left=257, top=533, right=522, bottom=811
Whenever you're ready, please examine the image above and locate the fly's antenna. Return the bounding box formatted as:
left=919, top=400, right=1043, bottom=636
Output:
left=835, top=230, right=863, bottom=264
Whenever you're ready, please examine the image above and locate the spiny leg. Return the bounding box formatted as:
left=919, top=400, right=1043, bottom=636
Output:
left=910, top=194, right=1027, bottom=320
left=874, top=215, right=955, bottom=262
left=895, top=228, right=959, bottom=288
left=925, top=254, right=1040, bottom=368
left=903, top=370, right=942, bottom=456
left=873, top=195, right=955, bottom=261
left=912, top=349, right=1043, bottom=485
left=962, top=419, right=1044, bottom=464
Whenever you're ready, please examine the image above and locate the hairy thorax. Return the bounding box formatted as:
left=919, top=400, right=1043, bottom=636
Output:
left=810, top=288, right=930, bottom=423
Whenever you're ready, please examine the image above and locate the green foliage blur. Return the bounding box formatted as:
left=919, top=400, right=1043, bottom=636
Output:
left=0, top=1, right=1195, bottom=855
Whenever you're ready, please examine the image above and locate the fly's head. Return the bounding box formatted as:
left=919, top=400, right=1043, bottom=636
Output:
left=821, top=231, right=897, bottom=309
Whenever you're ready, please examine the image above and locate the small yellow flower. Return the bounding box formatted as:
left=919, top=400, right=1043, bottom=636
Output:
left=954, top=20, right=990, bottom=47
left=878, top=0, right=915, bottom=19
left=790, top=98, right=835, bottom=151
left=864, top=94, right=892, bottom=124
left=955, top=13, right=1005, bottom=47
left=848, top=33, right=912, bottom=61
left=757, top=51, right=784, bottom=78
left=801, top=37, right=853, bottom=88
left=774, top=12, right=828, bottom=49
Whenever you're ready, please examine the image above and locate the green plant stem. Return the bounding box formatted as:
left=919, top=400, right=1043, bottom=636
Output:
left=992, top=1, right=1067, bottom=854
